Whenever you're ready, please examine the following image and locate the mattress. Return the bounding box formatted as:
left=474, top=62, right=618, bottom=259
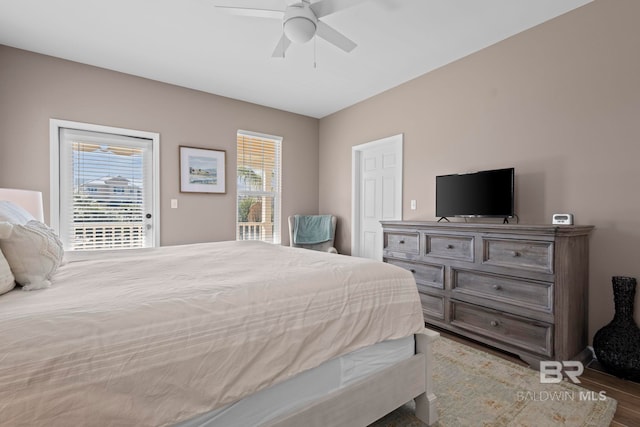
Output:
left=177, top=336, right=415, bottom=427
left=0, top=240, right=424, bottom=426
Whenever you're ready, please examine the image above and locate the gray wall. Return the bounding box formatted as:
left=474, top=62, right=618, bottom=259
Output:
left=318, top=0, right=640, bottom=341
left=0, top=45, right=319, bottom=246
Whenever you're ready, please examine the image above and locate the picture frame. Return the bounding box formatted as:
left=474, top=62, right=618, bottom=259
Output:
left=179, top=146, right=226, bottom=194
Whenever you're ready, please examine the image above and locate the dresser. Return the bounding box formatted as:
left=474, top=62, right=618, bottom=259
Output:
left=381, top=221, right=594, bottom=367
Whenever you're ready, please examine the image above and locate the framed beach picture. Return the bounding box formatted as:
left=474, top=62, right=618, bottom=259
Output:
left=179, top=146, right=226, bottom=193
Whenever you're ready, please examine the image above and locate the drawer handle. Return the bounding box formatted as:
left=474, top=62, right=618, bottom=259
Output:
left=446, top=244, right=454, bottom=249
left=490, top=320, right=500, bottom=327
left=512, top=251, right=521, bottom=257
left=399, top=240, right=405, bottom=244
left=492, top=284, right=502, bottom=291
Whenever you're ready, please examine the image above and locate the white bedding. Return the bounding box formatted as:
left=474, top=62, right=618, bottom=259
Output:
left=0, top=241, right=424, bottom=426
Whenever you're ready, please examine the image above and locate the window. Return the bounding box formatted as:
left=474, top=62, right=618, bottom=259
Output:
left=236, top=131, right=282, bottom=244
left=50, top=120, right=159, bottom=251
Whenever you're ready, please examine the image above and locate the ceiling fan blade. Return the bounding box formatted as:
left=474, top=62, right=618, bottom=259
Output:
left=215, top=6, right=284, bottom=19
left=316, top=21, right=357, bottom=53
left=271, top=34, right=292, bottom=58
left=310, top=0, right=369, bottom=18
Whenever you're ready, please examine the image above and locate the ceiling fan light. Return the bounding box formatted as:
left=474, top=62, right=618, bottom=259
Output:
left=284, top=17, right=316, bottom=44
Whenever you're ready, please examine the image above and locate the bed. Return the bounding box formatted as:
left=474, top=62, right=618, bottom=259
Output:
left=0, top=239, right=438, bottom=426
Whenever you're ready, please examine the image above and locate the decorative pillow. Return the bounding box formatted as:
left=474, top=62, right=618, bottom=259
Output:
left=0, top=220, right=64, bottom=291
left=0, top=201, right=35, bottom=225
left=0, top=247, right=15, bottom=295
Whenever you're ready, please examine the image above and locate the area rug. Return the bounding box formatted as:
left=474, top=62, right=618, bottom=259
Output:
left=369, top=337, right=617, bottom=427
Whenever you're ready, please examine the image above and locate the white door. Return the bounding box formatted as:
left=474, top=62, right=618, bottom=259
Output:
left=50, top=120, right=160, bottom=251
left=352, top=134, right=403, bottom=260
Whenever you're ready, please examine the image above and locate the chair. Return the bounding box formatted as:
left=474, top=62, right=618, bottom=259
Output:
left=288, top=215, right=338, bottom=254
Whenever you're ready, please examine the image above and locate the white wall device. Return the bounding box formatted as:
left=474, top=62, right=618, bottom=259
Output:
left=552, top=213, right=573, bottom=225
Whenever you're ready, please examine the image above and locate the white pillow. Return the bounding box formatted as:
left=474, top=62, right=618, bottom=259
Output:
left=0, top=201, right=35, bottom=225
left=0, top=247, right=15, bottom=295
left=0, top=220, right=64, bottom=291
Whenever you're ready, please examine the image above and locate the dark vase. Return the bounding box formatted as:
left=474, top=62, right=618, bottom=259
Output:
left=593, top=276, right=640, bottom=382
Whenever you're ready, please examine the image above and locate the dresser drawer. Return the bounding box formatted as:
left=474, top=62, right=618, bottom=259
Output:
left=452, top=269, right=552, bottom=312
left=384, top=232, right=420, bottom=255
left=386, top=259, right=444, bottom=290
left=483, top=238, right=553, bottom=273
left=426, top=234, right=473, bottom=261
left=418, top=291, right=445, bottom=320
left=451, top=302, right=552, bottom=356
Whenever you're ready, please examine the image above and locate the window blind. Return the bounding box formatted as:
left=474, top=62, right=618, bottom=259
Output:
left=59, top=128, right=154, bottom=250
left=236, top=131, right=282, bottom=244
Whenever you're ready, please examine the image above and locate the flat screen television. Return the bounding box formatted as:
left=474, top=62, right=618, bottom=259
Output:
left=436, top=167, right=514, bottom=219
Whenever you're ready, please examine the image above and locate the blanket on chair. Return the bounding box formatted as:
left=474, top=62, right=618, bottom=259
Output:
left=293, top=215, right=333, bottom=244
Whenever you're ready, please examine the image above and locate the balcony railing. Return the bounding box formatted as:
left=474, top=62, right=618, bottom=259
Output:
left=237, top=221, right=274, bottom=242
left=72, top=221, right=275, bottom=250
left=73, top=222, right=145, bottom=250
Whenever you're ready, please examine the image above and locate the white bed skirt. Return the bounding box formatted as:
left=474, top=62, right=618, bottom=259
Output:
left=176, top=336, right=415, bottom=427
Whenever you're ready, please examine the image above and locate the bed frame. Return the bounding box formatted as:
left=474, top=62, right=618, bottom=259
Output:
left=265, top=328, right=439, bottom=427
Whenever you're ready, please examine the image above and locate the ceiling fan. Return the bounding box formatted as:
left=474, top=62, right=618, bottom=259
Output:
left=215, top=0, right=373, bottom=57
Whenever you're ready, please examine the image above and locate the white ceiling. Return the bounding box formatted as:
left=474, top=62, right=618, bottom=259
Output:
left=0, top=0, right=591, bottom=118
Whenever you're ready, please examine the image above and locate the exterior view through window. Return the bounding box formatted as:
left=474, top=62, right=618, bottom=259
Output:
left=236, top=131, right=282, bottom=244
left=56, top=127, right=156, bottom=250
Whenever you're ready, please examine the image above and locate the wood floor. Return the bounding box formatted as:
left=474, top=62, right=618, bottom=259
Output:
left=438, top=331, right=640, bottom=427
left=581, top=360, right=640, bottom=427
